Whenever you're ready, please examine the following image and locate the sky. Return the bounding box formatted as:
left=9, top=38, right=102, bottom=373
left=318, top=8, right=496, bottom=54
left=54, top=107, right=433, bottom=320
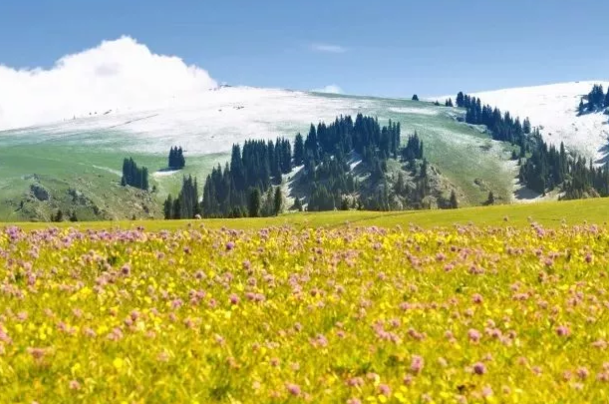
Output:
left=1, top=0, right=609, bottom=99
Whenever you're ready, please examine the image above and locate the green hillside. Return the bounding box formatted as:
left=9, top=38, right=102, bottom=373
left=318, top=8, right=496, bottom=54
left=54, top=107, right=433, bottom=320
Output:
left=0, top=90, right=516, bottom=222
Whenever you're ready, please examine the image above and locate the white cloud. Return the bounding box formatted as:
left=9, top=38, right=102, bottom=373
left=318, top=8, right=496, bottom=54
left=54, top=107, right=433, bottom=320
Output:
left=0, top=36, right=217, bottom=130
left=310, top=43, right=347, bottom=53
left=312, top=84, right=344, bottom=94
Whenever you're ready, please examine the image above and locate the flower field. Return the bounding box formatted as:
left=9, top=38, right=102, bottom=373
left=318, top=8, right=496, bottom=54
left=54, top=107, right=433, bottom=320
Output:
left=1, top=221, right=609, bottom=403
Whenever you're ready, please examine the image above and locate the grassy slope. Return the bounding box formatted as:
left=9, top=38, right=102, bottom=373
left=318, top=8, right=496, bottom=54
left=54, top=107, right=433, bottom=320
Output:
left=10, top=196, right=609, bottom=232
left=317, top=93, right=515, bottom=205
left=0, top=93, right=515, bottom=221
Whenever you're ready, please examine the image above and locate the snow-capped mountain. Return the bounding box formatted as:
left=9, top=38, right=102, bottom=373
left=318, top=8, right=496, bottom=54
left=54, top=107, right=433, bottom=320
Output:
left=469, top=81, right=609, bottom=163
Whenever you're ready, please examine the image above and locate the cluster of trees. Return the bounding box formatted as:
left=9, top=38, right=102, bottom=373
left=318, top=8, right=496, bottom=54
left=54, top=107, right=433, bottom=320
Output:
left=168, top=146, right=185, bottom=170
left=401, top=132, right=424, bottom=162
left=520, top=138, right=609, bottom=198
left=458, top=92, right=531, bottom=154
left=51, top=209, right=78, bottom=222
left=458, top=91, right=609, bottom=199
left=163, top=113, right=432, bottom=218
left=200, top=137, right=292, bottom=218
left=163, top=176, right=200, bottom=219
left=121, top=158, right=149, bottom=191
left=579, top=84, right=609, bottom=114
left=297, top=115, right=402, bottom=211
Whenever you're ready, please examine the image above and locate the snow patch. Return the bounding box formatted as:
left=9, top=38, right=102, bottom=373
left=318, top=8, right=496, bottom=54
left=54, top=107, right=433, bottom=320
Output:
left=389, top=107, right=438, bottom=116
left=440, top=81, right=609, bottom=162
left=153, top=170, right=181, bottom=177
left=1, top=86, right=377, bottom=156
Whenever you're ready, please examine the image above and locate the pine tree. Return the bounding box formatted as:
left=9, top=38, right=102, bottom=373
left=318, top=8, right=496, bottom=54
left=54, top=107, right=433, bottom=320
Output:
left=523, top=118, right=531, bottom=134
left=69, top=211, right=78, bottom=222
left=142, top=167, right=149, bottom=191
left=456, top=92, right=465, bottom=107
left=449, top=190, right=458, bottom=209
left=53, top=209, right=63, bottom=222
left=273, top=187, right=283, bottom=216
left=412, top=94, right=419, bottom=101
left=579, top=99, right=585, bottom=115
left=486, top=191, right=495, bottom=205
left=394, top=172, right=405, bottom=195
left=164, top=195, right=173, bottom=219
left=294, top=197, right=303, bottom=212
left=248, top=188, right=261, bottom=217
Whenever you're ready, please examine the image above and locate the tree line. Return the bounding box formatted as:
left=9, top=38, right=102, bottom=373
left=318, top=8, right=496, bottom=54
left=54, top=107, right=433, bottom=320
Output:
left=458, top=91, right=609, bottom=199
left=163, top=113, right=440, bottom=218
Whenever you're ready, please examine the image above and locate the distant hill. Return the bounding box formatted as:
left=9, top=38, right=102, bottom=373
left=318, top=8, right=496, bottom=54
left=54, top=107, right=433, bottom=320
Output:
left=0, top=86, right=519, bottom=221
left=462, top=81, right=609, bottom=163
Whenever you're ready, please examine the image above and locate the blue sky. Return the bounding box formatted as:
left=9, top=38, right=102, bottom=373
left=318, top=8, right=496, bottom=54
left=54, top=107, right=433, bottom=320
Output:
left=1, top=0, right=609, bottom=97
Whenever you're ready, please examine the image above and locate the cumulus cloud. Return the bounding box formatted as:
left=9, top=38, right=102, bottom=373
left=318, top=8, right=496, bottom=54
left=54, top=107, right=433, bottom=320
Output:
left=310, top=43, right=347, bottom=53
left=312, top=85, right=343, bottom=94
left=0, top=36, right=217, bottom=130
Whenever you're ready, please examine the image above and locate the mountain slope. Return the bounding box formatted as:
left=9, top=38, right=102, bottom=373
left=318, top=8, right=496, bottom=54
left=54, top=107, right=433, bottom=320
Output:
left=468, top=81, right=609, bottom=162
left=0, top=86, right=515, bottom=221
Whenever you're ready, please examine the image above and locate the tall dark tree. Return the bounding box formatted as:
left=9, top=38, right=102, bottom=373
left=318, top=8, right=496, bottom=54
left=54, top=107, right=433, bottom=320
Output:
left=294, top=133, right=305, bottom=166
left=486, top=191, right=495, bottom=205
left=163, top=195, right=173, bottom=219
left=273, top=187, right=283, bottom=216
left=412, top=94, right=419, bottom=101
left=248, top=188, right=261, bottom=218
left=456, top=92, right=465, bottom=107
left=449, top=190, right=458, bottom=209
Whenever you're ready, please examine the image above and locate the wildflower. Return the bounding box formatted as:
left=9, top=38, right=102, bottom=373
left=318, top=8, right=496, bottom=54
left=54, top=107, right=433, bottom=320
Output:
left=286, top=383, right=301, bottom=396
left=410, top=355, right=424, bottom=374
left=556, top=325, right=571, bottom=337
left=472, top=362, right=486, bottom=375
left=468, top=329, right=482, bottom=343
left=378, top=384, right=391, bottom=396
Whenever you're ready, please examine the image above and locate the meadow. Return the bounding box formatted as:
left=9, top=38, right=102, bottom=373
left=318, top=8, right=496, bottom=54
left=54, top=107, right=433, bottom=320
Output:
left=2, top=198, right=609, bottom=402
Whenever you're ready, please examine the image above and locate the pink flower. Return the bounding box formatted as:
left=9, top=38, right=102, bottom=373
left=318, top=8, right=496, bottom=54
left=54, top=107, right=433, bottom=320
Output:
left=472, top=294, right=483, bottom=304
left=410, top=355, right=424, bottom=374
left=468, top=329, right=482, bottom=343
left=473, top=362, right=486, bottom=375
left=556, top=325, right=570, bottom=337
left=69, top=380, right=81, bottom=390
left=286, top=383, right=301, bottom=396
left=378, top=384, right=391, bottom=396
left=577, top=367, right=589, bottom=380
left=229, top=294, right=240, bottom=305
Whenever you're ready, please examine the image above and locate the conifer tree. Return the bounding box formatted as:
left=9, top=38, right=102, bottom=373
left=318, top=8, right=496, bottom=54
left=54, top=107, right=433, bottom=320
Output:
left=486, top=191, right=495, bottom=205
left=248, top=188, right=261, bottom=217
left=273, top=187, right=283, bottom=216
left=449, top=190, right=458, bottom=209
left=294, top=133, right=305, bottom=166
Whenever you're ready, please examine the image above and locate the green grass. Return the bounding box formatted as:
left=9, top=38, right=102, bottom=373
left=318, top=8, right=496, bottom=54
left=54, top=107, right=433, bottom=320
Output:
left=0, top=94, right=517, bottom=222
left=9, top=196, right=609, bottom=232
